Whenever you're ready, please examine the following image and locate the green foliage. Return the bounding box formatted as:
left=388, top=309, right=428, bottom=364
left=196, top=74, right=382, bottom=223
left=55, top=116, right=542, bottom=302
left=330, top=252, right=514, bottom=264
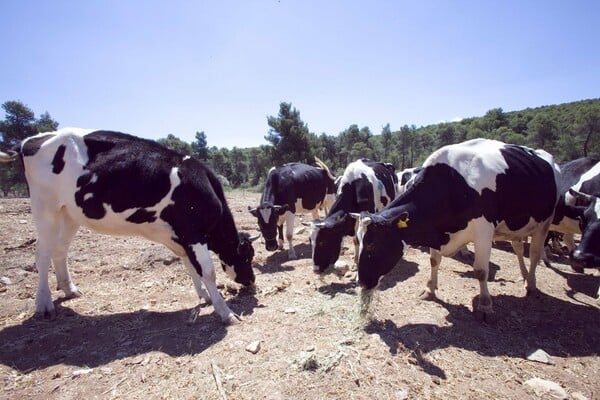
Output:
left=265, top=102, right=313, bottom=165
left=0, top=100, right=59, bottom=196
left=157, top=134, right=193, bottom=155
left=191, top=131, right=209, bottom=160
left=2, top=97, right=598, bottom=193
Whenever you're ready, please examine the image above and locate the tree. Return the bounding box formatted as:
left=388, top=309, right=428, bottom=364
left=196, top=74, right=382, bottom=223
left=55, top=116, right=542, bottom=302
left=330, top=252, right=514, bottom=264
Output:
left=157, top=134, right=192, bottom=155
left=380, top=124, right=392, bottom=161
left=191, top=131, right=209, bottom=160
left=0, top=100, right=59, bottom=196
left=575, top=103, right=600, bottom=157
left=265, top=102, right=312, bottom=165
left=527, top=113, right=558, bottom=150
left=228, top=147, right=248, bottom=187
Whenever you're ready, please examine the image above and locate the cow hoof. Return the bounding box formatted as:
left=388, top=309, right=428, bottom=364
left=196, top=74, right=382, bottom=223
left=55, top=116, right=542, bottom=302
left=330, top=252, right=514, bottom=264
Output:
left=224, top=313, right=242, bottom=325
left=525, top=288, right=539, bottom=297
left=35, top=308, right=57, bottom=320
left=419, top=290, right=437, bottom=301
left=474, top=308, right=496, bottom=323
left=63, top=290, right=83, bottom=300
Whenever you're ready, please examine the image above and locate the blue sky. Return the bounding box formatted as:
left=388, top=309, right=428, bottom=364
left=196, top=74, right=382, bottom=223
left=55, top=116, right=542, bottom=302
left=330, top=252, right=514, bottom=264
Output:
left=1, top=1, right=599, bottom=149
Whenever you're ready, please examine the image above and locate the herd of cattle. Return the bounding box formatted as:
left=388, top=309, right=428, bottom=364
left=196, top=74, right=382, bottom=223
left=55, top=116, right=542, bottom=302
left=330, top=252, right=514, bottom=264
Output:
left=0, top=128, right=598, bottom=323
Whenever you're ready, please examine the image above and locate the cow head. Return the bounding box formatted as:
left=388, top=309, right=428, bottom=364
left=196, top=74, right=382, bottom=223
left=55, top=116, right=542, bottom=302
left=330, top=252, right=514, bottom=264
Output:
left=309, top=211, right=353, bottom=273
left=248, top=203, right=289, bottom=251
left=354, top=211, right=408, bottom=289
left=218, top=232, right=259, bottom=286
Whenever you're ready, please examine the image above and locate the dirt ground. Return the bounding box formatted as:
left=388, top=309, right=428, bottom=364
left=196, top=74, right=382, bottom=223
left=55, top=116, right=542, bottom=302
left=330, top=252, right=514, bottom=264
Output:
left=0, top=192, right=599, bottom=400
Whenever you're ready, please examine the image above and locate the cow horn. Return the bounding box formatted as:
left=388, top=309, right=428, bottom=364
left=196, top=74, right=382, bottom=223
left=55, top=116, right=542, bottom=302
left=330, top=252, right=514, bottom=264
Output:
left=248, top=233, right=261, bottom=242
left=314, top=156, right=336, bottom=181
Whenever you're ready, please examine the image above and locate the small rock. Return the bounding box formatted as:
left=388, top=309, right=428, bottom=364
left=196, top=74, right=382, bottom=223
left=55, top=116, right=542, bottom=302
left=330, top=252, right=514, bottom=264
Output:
left=72, top=368, right=93, bottom=376
left=397, top=387, right=410, bottom=400
left=526, top=349, right=555, bottom=365
left=18, top=219, right=27, bottom=224
left=300, top=354, right=320, bottom=371
left=431, top=376, right=442, bottom=385
left=524, top=378, right=567, bottom=399
left=246, top=340, right=261, bottom=354
left=333, top=260, right=349, bottom=275
left=571, top=392, right=590, bottom=400
left=284, top=308, right=297, bottom=314
left=0, top=276, right=12, bottom=286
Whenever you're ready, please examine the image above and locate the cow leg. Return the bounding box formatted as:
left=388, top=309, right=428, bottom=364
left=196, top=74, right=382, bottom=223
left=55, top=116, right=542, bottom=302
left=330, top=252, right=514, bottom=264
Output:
left=277, top=224, right=284, bottom=250
left=182, top=258, right=212, bottom=305
left=52, top=211, right=81, bottom=299
left=421, top=249, right=441, bottom=300
left=188, top=243, right=237, bottom=323
left=31, top=208, right=60, bottom=318
left=524, top=230, right=546, bottom=295
left=353, top=235, right=359, bottom=265
left=510, top=240, right=529, bottom=282
left=472, top=235, right=494, bottom=315
left=284, top=211, right=297, bottom=260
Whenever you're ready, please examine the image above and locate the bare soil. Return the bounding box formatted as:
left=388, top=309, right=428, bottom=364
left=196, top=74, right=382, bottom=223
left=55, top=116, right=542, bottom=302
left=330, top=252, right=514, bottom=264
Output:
left=0, top=192, right=599, bottom=400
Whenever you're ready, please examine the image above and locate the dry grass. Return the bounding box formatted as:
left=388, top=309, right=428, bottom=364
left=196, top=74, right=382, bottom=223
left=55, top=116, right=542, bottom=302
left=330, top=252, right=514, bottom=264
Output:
left=1, top=193, right=599, bottom=400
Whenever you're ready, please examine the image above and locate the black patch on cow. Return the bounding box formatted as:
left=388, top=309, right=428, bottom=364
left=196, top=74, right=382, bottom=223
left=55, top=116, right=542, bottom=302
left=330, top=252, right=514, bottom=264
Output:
left=51, top=144, right=66, bottom=174
left=488, top=145, right=557, bottom=229
left=127, top=208, right=157, bottom=224
left=74, top=130, right=177, bottom=220
left=21, top=135, right=54, bottom=157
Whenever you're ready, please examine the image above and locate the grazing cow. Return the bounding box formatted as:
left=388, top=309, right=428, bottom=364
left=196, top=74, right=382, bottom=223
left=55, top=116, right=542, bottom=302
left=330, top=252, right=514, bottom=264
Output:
left=248, top=158, right=336, bottom=260
left=0, top=128, right=257, bottom=324
left=309, top=159, right=398, bottom=272
left=354, top=138, right=560, bottom=316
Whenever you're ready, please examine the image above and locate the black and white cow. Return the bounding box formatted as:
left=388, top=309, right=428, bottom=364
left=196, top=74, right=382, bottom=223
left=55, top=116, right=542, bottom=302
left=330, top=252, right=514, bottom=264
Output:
left=354, top=139, right=560, bottom=316
left=309, top=159, right=398, bottom=272
left=0, top=128, right=257, bottom=324
left=249, top=158, right=336, bottom=260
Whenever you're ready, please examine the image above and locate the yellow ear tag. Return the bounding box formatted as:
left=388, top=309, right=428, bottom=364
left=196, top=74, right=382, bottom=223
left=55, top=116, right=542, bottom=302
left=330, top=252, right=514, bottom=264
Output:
left=397, top=218, right=409, bottom=229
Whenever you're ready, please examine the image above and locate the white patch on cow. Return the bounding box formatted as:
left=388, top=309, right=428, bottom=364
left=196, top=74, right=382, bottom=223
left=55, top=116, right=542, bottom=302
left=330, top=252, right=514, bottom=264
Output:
left=259, top=207, right=272, bottom=224
left=424, top=138, right=510, bottom=194
left=183, top=155, right=191, bottom=161
left=83, top=192, right=94, bottom=201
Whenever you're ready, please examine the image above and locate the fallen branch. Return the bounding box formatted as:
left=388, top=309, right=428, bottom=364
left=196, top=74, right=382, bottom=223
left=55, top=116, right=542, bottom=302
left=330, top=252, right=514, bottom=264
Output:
left=211, top=361, right=227, bottom=400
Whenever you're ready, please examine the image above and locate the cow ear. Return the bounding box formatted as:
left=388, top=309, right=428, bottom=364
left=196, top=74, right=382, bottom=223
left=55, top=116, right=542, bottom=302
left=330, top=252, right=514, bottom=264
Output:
left=395, top=212, right=410, bottom=229
left=248, top=206, right=259, bottom=218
